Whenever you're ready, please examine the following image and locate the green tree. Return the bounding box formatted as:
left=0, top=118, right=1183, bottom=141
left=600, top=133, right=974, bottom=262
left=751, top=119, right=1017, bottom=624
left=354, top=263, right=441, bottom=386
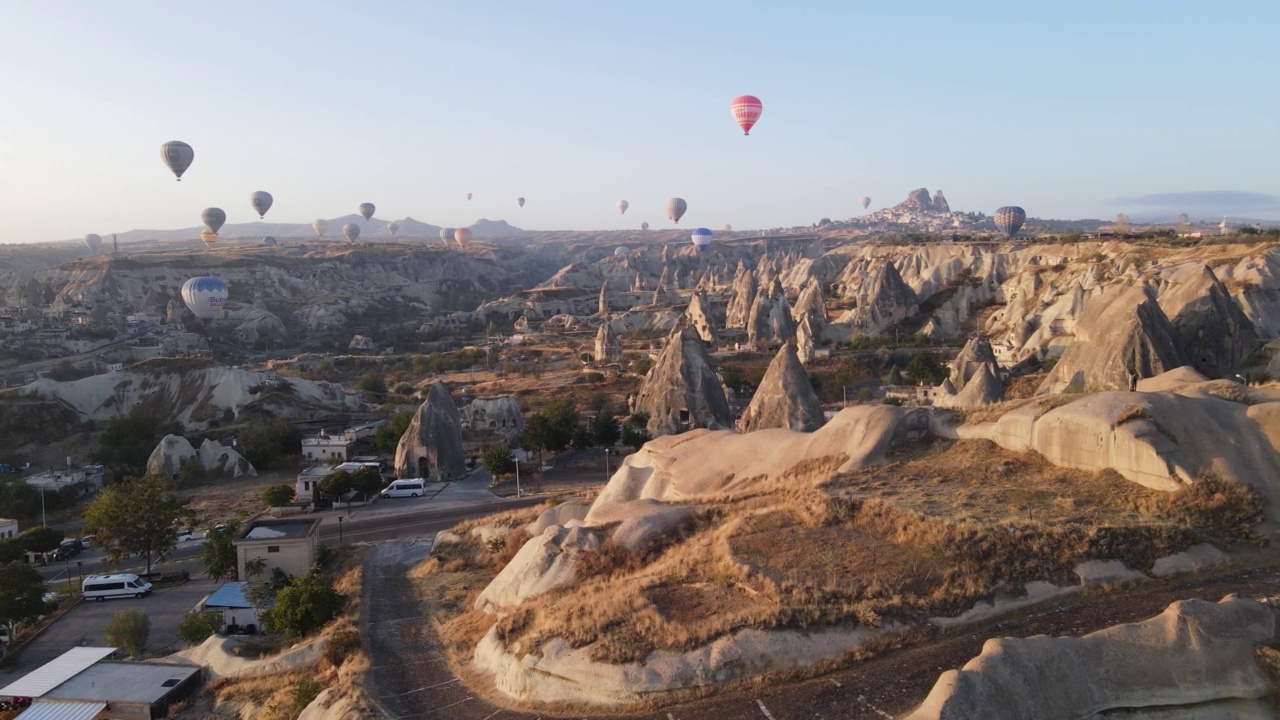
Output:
left=0, top=562, right=48, bottom=629
left=480, top=444, right=515, bottom=479
left=621, top=413, right=651, bottom=450
left=259, top=572, right=344, bottom=638
left=104, top=609, right=150, bottom=657
left=348, top=467, right=383, bottom=496
left=262, top=484, right=295, bottom=508
left=905, top=351, right=946, bottom=384
left=375, top=410, right=414, bottom=454
left=0, top=540, right=25, bottom=565
left=19, top=526, right=64, bottom=554
left=92, top=411, right=181, bottom=478
left=356, top=370, right=388, bottom=397
left=83, top=474, right=187, bottom=575
left=239, top=418, right=301, bottom=471
left=318, top=471, right=354, bottom=504
left=178, top=608, right=223, bottom=644
left=0, top=479, right=51, bottom=523
left=201, top=521, right=241, bottom=581
left=589, top=412, right=620, bottom=447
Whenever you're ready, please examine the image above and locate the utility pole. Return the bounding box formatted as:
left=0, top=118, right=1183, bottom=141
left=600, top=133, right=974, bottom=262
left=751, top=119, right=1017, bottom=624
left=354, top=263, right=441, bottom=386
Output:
left=515, top=459, right=521, bottom=499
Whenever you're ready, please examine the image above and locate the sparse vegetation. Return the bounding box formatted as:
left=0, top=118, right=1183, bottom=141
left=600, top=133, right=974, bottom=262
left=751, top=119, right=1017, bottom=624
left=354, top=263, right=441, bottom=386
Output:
left=104, top=609, right=151, bottom=657
left=179, top=608, right=224, bottom=644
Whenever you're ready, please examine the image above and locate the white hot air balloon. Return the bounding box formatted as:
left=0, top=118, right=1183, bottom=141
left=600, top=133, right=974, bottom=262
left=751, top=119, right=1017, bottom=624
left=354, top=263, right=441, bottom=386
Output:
left=618, top=200, right=629, bottom=215
left=312, top=219, right=329, bottom=238
left=388, top=222, right=400, bottom=237
left=83, top=233, right=102, bottom=251
left=181, top=276, right=228, bottom=326
left=666, top=198, right=687, bottom=224
left=161, top=141, right=194, bottom=181
left=343, top=223, right=361, bottom=243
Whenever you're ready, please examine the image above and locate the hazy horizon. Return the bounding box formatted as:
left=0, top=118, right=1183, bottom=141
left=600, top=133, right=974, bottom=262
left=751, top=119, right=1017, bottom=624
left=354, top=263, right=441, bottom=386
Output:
left=2, top=0, right=1278, bottom=244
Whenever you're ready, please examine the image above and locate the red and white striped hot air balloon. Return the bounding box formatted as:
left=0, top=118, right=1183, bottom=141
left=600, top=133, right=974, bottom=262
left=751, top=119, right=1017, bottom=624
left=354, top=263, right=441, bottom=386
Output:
left=730, top=95, right=763, bottom=135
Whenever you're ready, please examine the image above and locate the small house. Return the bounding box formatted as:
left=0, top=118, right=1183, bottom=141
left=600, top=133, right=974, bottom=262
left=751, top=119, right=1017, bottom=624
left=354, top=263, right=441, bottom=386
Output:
left=233, top=518, right=321, bottom=580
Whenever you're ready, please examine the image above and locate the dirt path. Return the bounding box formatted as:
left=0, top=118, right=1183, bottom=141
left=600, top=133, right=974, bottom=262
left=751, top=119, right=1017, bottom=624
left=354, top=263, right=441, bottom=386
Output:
left=363, top=542, right=1280, bottom=719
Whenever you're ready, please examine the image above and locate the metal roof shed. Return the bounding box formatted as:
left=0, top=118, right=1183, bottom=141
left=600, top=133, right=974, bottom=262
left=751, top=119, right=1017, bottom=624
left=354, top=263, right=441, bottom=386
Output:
left=14, top=701, right=107, bottom=720
left=0, top=647, right=114, bottom=699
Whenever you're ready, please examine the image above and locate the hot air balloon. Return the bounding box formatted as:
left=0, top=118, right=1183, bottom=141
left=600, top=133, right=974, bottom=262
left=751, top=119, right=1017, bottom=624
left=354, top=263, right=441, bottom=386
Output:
left=861, top=196, right=871, bottom=210
left=84, top=234, right=102, bottom=251
left=517, top=197, right=525, bottom=208
left=614, top=246, right=630, bottom=256
left=249, top=191, right=273, bottom=218
left=312, top=219, right=328, bottom=238
left=388, top=222, right=400, bottom=237
left=263, top=236, right=277, bottom=246
left=691, top=227, right=712, bottom=251
left=994, top=206, right=1027, bottom=238
left=161, top=141, right=194, bottom=181
left=730, top=95, right=763, bottom=135
left=466, top=193, right=473, bottom=201
left=342, top=223, right=361, bottom=243
left=201, top=208, right=226, bottom=234
left=723, top=224, right=732, bottom=232
left=200, top=229, right=219, bottom=250
left=641, top=222, right=650, bottom=231
left=454, top=227, right=472, bottom=248
left=181, top=276, right=228, bottom=326
left=359, top=203, right=375, bottom=222
left=666, top=198, right=687, bottom=224
left=618, top=200, right=629, bottom=215
left=439, top=228, right=454, bottom=248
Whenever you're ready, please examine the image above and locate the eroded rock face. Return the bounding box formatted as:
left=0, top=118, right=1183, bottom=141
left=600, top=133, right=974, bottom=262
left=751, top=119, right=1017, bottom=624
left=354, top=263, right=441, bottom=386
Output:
left=1039, top=285, right=1189, bottom=394
left=833, top=260, right=918, bottom=336
left=796, top=314, right=817, bottom=364
left=907, top=596, right=1276, bottom=720
left=146, top=434, right=256, bottom=478
left=474, top=525, right=600, bottom=612
left=146, top=434, right=197, bottom=479
left=948, top=337, right=999, bottom=391
left=738, top=345, right=825, bottom=433
left=460, top=396, right=525, bottom=440
left=792, top=277, right=827, bottom=337
left=394, top=381, right=466, bottom=480
left=685, top=291, right=718, bottom=346
left=936, top=363, right=1003, bottom=409
left=197, top=438, right=257, bottom=478
left=746, top=279, right=796, bottom=351
left=631, top=325, right=732, bottom=436
left=594, top=323, right=622, bottom=363
left=725, top=262, right=758, bottom=329
left=1156, top=264, right=1257, bottom=379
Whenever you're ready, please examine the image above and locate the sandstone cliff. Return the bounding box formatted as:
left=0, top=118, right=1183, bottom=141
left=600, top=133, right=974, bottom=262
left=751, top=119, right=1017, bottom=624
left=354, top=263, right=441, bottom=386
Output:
left=394, top=381, right=466, bottom=480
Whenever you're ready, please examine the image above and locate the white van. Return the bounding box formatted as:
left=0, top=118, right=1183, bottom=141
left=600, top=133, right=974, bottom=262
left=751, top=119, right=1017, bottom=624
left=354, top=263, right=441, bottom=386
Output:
left=381, top=478, right=426, bottom=498
left=82, top=573, right=153, bottom=601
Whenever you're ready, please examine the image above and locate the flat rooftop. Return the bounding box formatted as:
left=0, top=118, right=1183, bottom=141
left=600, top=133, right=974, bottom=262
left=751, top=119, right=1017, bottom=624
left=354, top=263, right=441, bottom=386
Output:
left=47, top=662, right=199, bottom=704
left=238, top=517, right=320, bottom=541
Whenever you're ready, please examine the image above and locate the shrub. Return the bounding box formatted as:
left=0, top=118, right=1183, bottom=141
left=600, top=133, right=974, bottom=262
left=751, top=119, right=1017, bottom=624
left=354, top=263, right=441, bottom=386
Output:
left=178, top=609, right=223, bottom=644
left=262, top=484, right=295, bottom=507
left=291, top=676, right=324, bottom=712
left=323, top=629, right=362, bottom=668
left=1158, top=476, right=1265, bottom=546
left=104, top=609, right=151, bottom=657
left=260, top=572, right=344, bottom=638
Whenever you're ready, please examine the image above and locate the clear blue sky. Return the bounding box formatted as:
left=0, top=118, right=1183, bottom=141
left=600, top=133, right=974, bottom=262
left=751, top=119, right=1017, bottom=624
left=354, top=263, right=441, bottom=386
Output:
left=1, top=0, right=1277, bottom=243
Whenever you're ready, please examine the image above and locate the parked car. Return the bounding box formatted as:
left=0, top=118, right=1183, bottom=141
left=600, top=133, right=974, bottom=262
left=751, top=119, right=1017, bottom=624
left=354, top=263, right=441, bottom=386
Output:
left=52, top=541, right=81, bottom=561
left=175, top=529, right=198, bottom=542
left=79, top=535, right=94, bottom=550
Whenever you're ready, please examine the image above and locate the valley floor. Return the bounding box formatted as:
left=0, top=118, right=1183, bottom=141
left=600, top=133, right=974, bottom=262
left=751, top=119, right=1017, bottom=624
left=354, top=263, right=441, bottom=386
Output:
left=363, top=540, right=1280, bottom=719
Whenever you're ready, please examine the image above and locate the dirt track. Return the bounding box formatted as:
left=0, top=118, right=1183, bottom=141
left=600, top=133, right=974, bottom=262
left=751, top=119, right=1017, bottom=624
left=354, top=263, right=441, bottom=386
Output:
left=363, top=541, right=1280, bottom=719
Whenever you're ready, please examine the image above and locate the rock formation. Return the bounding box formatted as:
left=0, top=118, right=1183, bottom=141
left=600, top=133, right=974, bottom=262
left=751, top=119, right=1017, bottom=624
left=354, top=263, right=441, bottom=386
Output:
left=738, top=345, right=825, bottom=433
left=1156, top=263, right=1257, bottom=378
left=348, top=334, right=374, bottom=350
left=948, top=337, right=999, bottom=391
left=833, top=260, right=918, bottom=336
left=631, top=325, right=732, bottom=436
left=746, top=279, right=796, bottom=351
left=725, top=262, right=758, bottom=329
left=907, top=596, right=1276, bottom=720
left=1039, top=285, right=1189, bottom=394
left=684, top=291, right=717, bottom=346
left=936, top=363, right=1003, bottom=409
left=596, top=281, right=609, bottom=315
left=459, top=396, right=525, bottom=440
left=792, top=277, right=827, bottom=336
left=594, top=323, right=622, bottom=363
left=796, top=314, right=817, bottom=364
left=394, top=381, right=466, bottom=480
left=147, top=434, right=256, bottom=478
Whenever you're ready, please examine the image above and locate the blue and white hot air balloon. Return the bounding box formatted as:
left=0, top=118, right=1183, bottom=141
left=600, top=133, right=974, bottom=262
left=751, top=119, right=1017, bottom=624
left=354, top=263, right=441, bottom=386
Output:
left=263, top=236, right=277, bottom=246
left=181, top=276, right=229, bottom=326
left=691, top=227, right=712, bottom=252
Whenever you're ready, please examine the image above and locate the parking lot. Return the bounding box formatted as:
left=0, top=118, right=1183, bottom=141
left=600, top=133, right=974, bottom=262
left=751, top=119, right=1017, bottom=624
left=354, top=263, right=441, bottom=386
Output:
left=0, top=577, right=217, bottom=684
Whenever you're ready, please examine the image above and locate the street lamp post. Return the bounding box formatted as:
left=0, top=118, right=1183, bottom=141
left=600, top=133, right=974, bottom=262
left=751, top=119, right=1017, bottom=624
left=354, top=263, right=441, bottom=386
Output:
left=76, top=561, right=83, bottom=590
left=604, top=448, right=610, bottom=481
left=336, top=516, right=343, bottom=545
left=64, top=556, right=72, bottom=593
left=515, top=459, right=521, bottom=499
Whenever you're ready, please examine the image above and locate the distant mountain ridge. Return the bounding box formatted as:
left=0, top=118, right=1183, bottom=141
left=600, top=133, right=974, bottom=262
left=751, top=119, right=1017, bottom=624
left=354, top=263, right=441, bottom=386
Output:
left=103, top=216, right=523, bottom=245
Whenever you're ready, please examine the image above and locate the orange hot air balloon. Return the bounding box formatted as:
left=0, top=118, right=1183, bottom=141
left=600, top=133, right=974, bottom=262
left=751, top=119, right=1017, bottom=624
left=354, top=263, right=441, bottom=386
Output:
left=454, top=227, right=472, bottom=248
left=731, top=95, right=763, bottom=135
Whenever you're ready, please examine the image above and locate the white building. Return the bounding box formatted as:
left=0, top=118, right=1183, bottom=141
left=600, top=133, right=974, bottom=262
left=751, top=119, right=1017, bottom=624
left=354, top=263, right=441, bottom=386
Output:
left=300, top=430, right=353, bottom=463
left=0, top=518, right=17, bottom=540
left=295, top=460, right=381, bottom=502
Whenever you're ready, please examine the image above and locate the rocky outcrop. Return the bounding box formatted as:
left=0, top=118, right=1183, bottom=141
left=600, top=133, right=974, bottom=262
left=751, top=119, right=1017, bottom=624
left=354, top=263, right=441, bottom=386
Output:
left=460, top=396, right=525, bottom=440
left=348, top=334, right=374, bottom=350
left=792, top=277, right=827, bottom=336
left=796, top=314, right=817, bottom=364
left=738, top=345, right=825, bottom=433
left=907, top=596, right=1276, bottom=720
left=147, top=434, right=256, bottom=478
left=631, top=325, right=732, bottom=436
left=725, top=262, right=758, bottom=329
left=746, top=279, right=796, bottom=351
left=597, top=281, right=609, bottom=315
left=594, top=323, right=622, bottom=363
left=936, top=363, right=1002, bottom=409
left=684, top=291, right=718, bottom=346
left=394, top=381, right=466, bottom=481
left=474, top=525, right=600, bottom=612
left=833, top=260, right=918, bottom=336
left=948, top=337, right=999, bottom=391
left=1156, top=264, right=1257, bottom=378
left=1039, top=285, right=1189, bottom=394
